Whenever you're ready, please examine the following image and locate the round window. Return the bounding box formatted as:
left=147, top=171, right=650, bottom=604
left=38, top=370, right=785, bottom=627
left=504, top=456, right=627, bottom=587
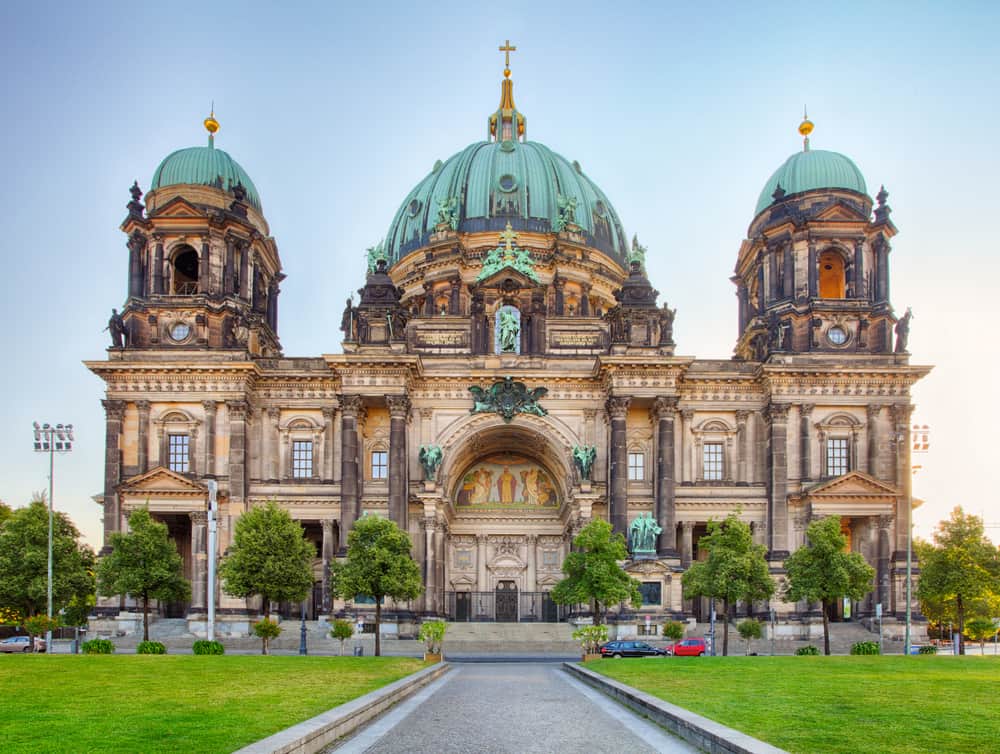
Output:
left=169, top=322, right=191, bottom=342
left=827, top=326, right=848, bottom=345
left=498, top=174, right=517, bottom=192
left=408, top=198, right=422, bottom=217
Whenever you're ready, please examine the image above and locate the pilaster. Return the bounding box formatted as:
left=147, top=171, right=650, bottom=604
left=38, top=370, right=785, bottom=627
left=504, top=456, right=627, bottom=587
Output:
left=652, top=396, right=678, bottom=555
left=606, top=396, right=630, bottom=536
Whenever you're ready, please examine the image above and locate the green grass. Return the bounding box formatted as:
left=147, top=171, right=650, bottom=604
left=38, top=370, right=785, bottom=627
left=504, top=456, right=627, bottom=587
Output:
left=0, top=655, right=427, bottom=753
left=590, top=656, right=1000, bottom=754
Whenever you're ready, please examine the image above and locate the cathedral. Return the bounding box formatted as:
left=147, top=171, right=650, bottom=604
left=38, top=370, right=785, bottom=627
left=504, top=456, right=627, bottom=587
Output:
left=87, top=47, right=930, bottom=639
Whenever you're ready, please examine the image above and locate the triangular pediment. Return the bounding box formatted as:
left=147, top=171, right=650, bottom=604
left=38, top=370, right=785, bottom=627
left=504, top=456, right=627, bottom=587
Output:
left=815, top=200, right=868, bottom=222
left=475, top=267, right=539, bottom=291
left=805, top=470, right=899, bottom=498
left=119, top=466, right=207, bottom=495
left=152, top=196, right=206, bottom=219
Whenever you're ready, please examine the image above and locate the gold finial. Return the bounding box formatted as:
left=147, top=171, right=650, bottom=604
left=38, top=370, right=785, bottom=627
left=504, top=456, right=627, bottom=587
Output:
left=499, top=39, right=516, bottom=77
left=799, top=106, right=813, bottom=151
left=204, top=104, right=220, bottom=147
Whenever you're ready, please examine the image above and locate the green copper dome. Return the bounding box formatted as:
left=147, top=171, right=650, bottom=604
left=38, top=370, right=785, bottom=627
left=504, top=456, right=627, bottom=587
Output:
left=151, top=144, right=262, bottom=211
left=385, top=139, right=629, bottom=266
left=755, top=149, right=867, bottom=217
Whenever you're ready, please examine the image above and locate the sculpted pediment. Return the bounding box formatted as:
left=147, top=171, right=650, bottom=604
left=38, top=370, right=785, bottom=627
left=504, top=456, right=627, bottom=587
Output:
left=475, top=267, right=539, bottom=291
left=799, top=471, right=900, bottom=516
left=151, top=196, right=205, bottom=219
left=814, top=200, right=868, bottom=222
left=805, top=471, right=899, bottom=498
left=119, top=466, right=207, bottom=496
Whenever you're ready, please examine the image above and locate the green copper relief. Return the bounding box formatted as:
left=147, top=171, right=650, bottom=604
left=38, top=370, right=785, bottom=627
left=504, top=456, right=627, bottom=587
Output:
left=436, top=195, right=459, bottom=231
left=572, top=445, right=597, bottom=481
left=629, top=512, right=661, bottom=556
left=418, top=445, right=443, bottom=481
left=477, top=222, right=539, bottom=283
left=469, top=376, right=547, bottom=423
left=553, top=194, right=578, bottom=232
left=629, top=234, right=647, bottom=271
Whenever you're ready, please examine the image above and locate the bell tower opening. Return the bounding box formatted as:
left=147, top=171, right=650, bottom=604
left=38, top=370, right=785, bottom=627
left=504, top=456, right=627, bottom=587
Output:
left=818, top=250, right=846, bottom=299
left=170, top=245, right=199, bottom=295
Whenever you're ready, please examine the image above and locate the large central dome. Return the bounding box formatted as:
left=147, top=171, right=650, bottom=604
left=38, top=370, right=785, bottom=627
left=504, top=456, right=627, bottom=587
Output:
left=384, top=67, right=629, bottom=266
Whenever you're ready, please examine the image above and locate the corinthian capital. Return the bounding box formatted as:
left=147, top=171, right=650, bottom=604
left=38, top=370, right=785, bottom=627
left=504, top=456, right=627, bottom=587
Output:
left=605, top=396, right=631, bottom=419
left=387, top=395, right=412, bottom=418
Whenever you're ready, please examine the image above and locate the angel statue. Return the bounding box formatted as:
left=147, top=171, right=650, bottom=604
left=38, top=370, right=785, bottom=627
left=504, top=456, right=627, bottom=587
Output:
left=572, top=445, right=597, bottom=481
left=418, top=445, right=443, bottom=482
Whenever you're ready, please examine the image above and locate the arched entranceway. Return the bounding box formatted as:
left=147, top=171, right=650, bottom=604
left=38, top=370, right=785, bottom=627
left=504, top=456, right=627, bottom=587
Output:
left=496, top=580, right=518, bottom=621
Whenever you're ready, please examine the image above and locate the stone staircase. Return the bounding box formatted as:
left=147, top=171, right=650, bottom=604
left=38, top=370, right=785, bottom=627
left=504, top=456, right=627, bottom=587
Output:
left=443, top=622, right=579, bottom=656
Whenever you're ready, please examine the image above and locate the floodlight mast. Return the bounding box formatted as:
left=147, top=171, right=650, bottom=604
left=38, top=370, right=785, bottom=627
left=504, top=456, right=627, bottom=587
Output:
left=32, top=422, right=74, bottom=653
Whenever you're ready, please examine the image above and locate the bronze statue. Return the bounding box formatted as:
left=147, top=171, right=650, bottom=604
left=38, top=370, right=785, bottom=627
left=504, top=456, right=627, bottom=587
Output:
left=894, top=307, right=912, bottom=353
left=340, top=298, right=356, bottom=340
left=105, top=308, right=127, bottom=348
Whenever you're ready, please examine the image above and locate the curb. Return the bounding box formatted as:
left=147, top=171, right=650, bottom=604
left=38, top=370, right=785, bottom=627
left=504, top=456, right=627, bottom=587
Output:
left=234, top=662, right=451, bottom=754
left=562, top=663, right=788, bottom=754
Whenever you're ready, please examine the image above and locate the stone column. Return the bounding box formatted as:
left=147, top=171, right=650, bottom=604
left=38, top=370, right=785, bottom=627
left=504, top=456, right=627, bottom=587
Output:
left=799, top=404, right=813, bottom=482
left=877, top=514, right=893, bottom=611
left=239, top=242, right=250, bottom=301
left=321, top=519, right=335, bottom=613
left=102, top=399, right=126, bottom=543
left=766, top=403, right=790, bottom=559
left=449, top=278, right=461, bottom=315
left=680, top=521, right=695, bottom=567
left=526, top=534, right=537, bottom=592
left=226, top=401, right=248, bottom=504
left=224, top=236, right=236, bottom=295
left=152, top=237, right=164, bottom=294
left=322, top=407, right=336, bottom=481
left=875, top=239, right=889, bottom=304
left=387, top=395, right=411, bottom=530
left=580, top=284, right=591, bottom=316
left=735, top=410, right=749, bottom=484
left=606, top=396, right=631, bottom=536
left=737, top=282, right=749, bottom=331
left=266, top=407, right=280, bottom=480
left=653, top=396, right=678, bottom=555
left=553, top=276, right=565, bottom=315
left=202, top=401, right=217, bottom=478
left=853, top=240, right=865, bottom=298
left=477, top=535, right=488, bottom=593
left=807, top=242, right=818, bottom=299
left=339, top=395, right=363, bottom=550
left=128, top=232, right=146, bottom=298
left=136, top=400, right=150, bottom=474
left=189, top=511, right=208, bottom=613
left=783, top=244, right=795, bottom=299
left=199, top=238, right=210, bottom=293
left=679, top=409, right=694, bottom=483
left=423, top=282, right=435, bottom=317
left=866, top=404, right=881, bottom=477
left=424, top=520, right=438, bottom=614
left=890, top=404, right=913, bottom=554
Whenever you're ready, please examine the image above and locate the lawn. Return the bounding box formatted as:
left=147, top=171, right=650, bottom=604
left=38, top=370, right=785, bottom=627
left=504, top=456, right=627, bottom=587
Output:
left=0, top=655, right=427, bottom=754
left=590, top=656, right=999, bottom=754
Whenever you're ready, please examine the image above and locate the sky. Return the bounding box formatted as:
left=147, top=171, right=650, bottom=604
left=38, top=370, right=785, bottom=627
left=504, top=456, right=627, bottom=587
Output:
left=1, top=1, right=998, bottom=548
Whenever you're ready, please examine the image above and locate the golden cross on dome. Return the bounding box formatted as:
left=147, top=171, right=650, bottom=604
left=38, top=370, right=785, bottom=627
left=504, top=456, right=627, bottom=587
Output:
left=499, top=39, right=517, bottom=69
left=500, top=222, right=518, bottom=254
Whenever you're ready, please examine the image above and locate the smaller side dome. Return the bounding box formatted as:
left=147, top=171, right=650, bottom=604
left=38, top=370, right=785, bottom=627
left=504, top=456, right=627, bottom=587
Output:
left=151, top=145, right=262, bottom=210
left=755, top=149, right=867, bottom=217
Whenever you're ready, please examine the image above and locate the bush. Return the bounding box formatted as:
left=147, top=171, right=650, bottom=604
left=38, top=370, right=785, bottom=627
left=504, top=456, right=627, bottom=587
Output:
left=137, top=641, right=166, bottom=654
left=252, top=618, right=282, bottom=655
left=796, top=645, right=820, bottom=655
left=82, top=639, right=115, bottom=654
left=418, top=620, right=447, bottom=655
left=662, top=620, right=684, bottom=642
left=572, top=624, right=608, bottom=655
left=193, top=640, right=225, bottom=655
left=850, top=641, right=881, bottom=655
left=918, top=644, right=938, bottom=655
left=330, top=620, right=354, bottom=656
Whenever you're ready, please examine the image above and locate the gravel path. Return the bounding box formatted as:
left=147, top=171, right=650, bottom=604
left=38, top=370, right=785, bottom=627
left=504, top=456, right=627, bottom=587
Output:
left=329, top=662, right=698, bottom=753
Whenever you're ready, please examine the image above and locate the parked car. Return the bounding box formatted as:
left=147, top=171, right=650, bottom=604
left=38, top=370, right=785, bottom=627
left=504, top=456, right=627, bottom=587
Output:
left=0, top=636, right=45, bottom=653
left=599, top=640, right=668, bottom=658
left=670, top=638, right=707, bottom=656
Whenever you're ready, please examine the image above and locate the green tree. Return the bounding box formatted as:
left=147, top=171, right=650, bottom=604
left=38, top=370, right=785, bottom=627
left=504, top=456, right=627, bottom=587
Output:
left=0, top=499, right=12, bottom=528
left=97, top=508, right=191, bottom=641
left=0, top=501, right=95, bottom=623
left=737, top=618, right=763, bottom=655
left=330, top=619, right=354, bottom=656
left=681, top=514, right=774, bottom=656
left=329, top=514, right=422, bottom=657
left=917, top=507, right=1000, bottom=655
left=964, top=617, right=995, bottom=653
left=551, top=519, right=641, bottom=625
left=784, top=516, right=875, bottom=656
left=219, top=501, right=314, bottom=652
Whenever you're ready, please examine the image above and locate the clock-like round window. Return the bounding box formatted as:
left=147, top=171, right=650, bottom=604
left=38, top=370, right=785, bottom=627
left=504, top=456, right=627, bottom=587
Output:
left=169, top=322, right=191, bottom=342
left=498, top=174, right=517, bottom=192
left=407, top=198, right=422, bottom=217
left=827, top=326, right=848, bottom=345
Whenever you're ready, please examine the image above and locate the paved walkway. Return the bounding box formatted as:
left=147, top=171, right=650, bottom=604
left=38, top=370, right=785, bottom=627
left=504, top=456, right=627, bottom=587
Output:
left=328, top=662, right=698, bottom=753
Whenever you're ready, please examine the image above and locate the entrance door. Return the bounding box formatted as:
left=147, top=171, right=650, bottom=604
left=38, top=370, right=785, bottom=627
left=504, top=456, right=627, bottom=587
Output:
left=542, top=592, right=558, bottom=622
left=456, top=592, right=471, bottom=622
left=496, top=581, right=518, bottom=622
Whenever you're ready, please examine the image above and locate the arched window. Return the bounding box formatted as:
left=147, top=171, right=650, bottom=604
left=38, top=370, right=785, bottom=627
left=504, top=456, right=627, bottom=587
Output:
left=171, top=245, right=199, bottom=295
left=818, top=250, right=846, bottom=299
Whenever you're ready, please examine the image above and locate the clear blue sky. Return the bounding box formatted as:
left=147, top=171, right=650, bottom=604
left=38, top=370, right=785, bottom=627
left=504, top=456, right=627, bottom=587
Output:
left=2, top=1, right=998, bottom=546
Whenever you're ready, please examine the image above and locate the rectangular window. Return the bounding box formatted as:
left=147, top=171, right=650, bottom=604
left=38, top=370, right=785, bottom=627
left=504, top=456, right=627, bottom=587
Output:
left=640, top=581, right=662, bottom=606
left=167, top=434, right=189, bottom=473
left=371, top=450, right=388, bottom=479
left=827, top=438, right=849, bottom=477
left=703, top=442, right=724, bottom=481
left=291, top=440, right=313, bottom=478
left=627, top=452, right=644, bottom=481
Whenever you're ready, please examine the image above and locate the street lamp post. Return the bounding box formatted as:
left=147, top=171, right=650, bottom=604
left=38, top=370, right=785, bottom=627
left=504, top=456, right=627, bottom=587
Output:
left=32, top=422, right=74, bottom=653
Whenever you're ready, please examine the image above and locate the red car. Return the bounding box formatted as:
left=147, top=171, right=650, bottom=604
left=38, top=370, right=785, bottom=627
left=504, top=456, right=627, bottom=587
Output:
left=670, top=638, right=707, bottom=656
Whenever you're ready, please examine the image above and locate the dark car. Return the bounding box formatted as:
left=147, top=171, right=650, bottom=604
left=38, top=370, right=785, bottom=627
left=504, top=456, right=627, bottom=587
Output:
left=670, top=638, right=707, bottom=656
left=599, top=640, right=667, bottom=658
left=0, top=636, right=45, bottom=653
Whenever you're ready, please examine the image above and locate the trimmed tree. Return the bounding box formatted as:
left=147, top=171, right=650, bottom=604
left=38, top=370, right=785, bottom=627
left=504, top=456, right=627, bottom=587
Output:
left=681, top=514, right=774, bottom=656
left=551, top=519, right=641, bottom=625
left=784, top=515, right=875, bottom=656
left=917, top=507, right=1000, bottom=655
left=329, top=514, right=422, bottom=656
left=0, top=500, right=95, bottom=627
left=219, top=501, right=314, bottom=653
left=330, top=619, right=354, bottom=656
left=97, top=507, right=191, bottom=641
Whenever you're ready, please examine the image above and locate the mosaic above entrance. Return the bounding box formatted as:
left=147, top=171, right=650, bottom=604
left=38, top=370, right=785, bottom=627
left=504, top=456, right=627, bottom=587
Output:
left=456, top=453, right=558, bottom=508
